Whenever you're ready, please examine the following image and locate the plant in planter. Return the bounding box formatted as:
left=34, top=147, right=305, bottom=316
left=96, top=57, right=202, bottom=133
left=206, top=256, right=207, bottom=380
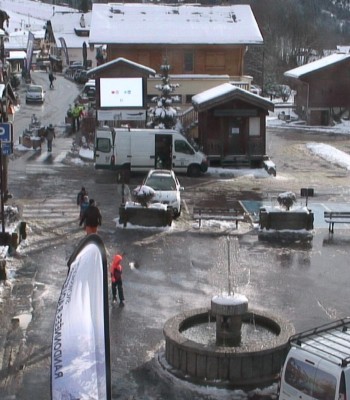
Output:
left=131, top=185, right=155, bottom=207
left=119, top=185, right=172, bottom=227
left=277, top=191, right=296, bottom=211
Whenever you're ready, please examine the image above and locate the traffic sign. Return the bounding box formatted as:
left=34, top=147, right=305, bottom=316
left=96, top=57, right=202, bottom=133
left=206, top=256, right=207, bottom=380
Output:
left=0, top=123, right=13, bottom=155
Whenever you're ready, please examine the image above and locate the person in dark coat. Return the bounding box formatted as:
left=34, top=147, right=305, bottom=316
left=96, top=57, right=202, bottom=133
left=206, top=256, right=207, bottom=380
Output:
left=79, top=198, right=102, bottom=234
left=110, top=254, right=125, bottom=306
left=49, top=72, right=56, bottom=89
left=45, top=124, right=55, bottom=152
left=79, top=195, right=89, bottom=220
left=77, top=186, right=88, bottom=207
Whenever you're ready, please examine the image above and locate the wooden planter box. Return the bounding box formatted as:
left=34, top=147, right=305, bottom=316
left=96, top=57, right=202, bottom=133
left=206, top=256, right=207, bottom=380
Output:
left=119, top=204, right=173, bottom=227
left=259, top=208, right=314, bottom=231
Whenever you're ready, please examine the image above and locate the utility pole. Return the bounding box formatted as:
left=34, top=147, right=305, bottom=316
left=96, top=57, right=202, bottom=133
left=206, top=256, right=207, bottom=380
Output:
left=0, top=11, right=12, bottom=203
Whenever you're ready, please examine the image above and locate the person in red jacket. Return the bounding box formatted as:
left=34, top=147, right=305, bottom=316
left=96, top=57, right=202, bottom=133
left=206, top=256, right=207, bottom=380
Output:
left=110, top=254, right=125, bottom=306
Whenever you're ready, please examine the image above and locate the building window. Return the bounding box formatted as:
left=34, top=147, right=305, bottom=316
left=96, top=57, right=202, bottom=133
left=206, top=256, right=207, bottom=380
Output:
left=184, top=51, right=194, bottom=73
left=205, top=52, right=225, bottom=71
left=249, top=117, right=260, bottom=136
left=185, top=94, right=195, bottom=104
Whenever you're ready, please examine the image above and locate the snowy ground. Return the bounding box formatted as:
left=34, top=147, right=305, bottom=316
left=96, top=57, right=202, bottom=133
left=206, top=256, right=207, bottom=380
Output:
left=266, top=100, right=350, bottom=170
left=14, top=103, right=350, bottom=177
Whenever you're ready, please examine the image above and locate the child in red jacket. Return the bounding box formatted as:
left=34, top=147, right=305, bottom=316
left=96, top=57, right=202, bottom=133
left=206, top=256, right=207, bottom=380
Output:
left=110, top=254, right=125, bottom=306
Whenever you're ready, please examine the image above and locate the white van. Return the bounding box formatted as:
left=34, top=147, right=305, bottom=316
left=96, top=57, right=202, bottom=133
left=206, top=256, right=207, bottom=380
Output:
left=278, top=318, right=350, bottom=400
left=94, top=127, right=208, bottom=178
left=82, top=79, right=95, bottom=100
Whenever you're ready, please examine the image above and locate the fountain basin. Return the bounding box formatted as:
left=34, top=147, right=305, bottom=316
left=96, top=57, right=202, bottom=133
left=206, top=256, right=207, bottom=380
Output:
left=163, top=307, right=294, bottom=389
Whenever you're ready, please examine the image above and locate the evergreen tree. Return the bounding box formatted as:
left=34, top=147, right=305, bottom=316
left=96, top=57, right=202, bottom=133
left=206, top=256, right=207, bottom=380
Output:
left=147, top=62, right=179, bottom=129
left=80, top=0, right=89, bottom=13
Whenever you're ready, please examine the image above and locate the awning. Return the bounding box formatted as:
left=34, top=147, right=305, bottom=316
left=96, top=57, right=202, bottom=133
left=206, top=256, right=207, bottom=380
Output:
left=0, top=82, right=18, bottom=106
left=7, top=51, right=26, bottom=60
left=49, top=54, right=62, bottom=62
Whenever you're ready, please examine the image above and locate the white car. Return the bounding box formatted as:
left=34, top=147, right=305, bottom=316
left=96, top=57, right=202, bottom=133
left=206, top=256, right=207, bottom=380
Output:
left=26, top=85, right=45, bottom=104
left=143, top=169, right=184, bottom=218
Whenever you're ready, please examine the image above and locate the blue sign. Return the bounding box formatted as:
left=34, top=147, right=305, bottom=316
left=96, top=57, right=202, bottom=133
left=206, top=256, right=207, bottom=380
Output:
left=0, top=123, right=12, bottom=155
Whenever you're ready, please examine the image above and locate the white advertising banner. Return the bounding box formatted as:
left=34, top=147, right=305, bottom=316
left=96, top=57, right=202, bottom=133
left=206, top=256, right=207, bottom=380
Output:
left=51, top=234, right=111, bottom=400
left=97, top=109, right=146, bottom=121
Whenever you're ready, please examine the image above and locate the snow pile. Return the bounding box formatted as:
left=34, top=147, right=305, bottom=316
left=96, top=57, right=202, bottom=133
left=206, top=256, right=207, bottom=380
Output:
left=307, top=142, right=350, bottom=170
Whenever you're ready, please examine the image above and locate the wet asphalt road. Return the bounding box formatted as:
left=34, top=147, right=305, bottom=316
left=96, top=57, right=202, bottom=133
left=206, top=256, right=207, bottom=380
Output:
left=1, top=78, right=350, bottom=399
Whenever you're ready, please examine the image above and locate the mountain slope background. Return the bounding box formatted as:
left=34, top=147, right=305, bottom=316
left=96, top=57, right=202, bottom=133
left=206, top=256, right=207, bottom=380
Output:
left=228, top=0, right=350, bottom=92
left=3, top=0, right=350, bottom=93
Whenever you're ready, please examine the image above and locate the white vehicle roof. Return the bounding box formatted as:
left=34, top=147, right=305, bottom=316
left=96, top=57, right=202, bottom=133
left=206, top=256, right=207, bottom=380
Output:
left=289, top=317, right=350, bottom=367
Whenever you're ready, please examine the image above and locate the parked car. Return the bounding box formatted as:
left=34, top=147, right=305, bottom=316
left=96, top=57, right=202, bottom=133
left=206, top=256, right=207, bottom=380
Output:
left=266, top=84, right=291, bottom=102
left=75, top=70, right=89, bottom=84
left=81, top=79, right=96, bottom=100
left=69, top=61, right=84, bottom=69
left=143, top=169, right=184, bottom=218
left=250, top=84, right=262, bottom=96
left=26, top=85, right=45, bottom=104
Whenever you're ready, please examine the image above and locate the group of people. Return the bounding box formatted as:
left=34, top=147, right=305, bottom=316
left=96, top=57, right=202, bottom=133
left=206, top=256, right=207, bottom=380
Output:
left=77, top=186, right=102, bottom=235
left=76, top=186, right=125, bottom=306
left=38, top=124, right=56, bottom=152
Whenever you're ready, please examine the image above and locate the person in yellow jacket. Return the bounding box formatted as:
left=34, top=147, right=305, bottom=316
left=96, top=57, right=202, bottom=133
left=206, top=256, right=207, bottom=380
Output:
left=72, top=102, right=83, bottom=132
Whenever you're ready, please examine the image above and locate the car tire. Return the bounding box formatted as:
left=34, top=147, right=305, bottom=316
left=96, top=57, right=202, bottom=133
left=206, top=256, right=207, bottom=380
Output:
left=187, top=164, right=201, bottom=177
left=174, top=207, right=181, bottom=219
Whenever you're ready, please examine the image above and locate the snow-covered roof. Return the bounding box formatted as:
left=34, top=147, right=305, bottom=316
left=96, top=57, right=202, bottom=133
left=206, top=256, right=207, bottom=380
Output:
left=5, top=31, right=28, bottom=50
left=50, top=11, right=92, bottom=49
left=88, top=3, right=263, bottom=45
left=0, top=0, right=76, bottom=34
left=192, top=83, right=274, bottom=112
left=5, top=29, right=45, bottom=51
left=284, top=53, right=350, bottom=79
left=87, top=57, right=156, bottom=77
left=8, top=50, right=26, bottom=59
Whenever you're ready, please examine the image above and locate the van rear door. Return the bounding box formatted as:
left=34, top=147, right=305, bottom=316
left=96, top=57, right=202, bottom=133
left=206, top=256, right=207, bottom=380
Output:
left=279, top=348, right=339, bottom=400
left=130, top=131, right=155, bottom=171
left=95, top=129, right=115, bottom=169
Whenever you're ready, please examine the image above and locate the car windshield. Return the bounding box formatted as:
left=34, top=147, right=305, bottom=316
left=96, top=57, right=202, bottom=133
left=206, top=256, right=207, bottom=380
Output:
left=29, top=87, right=42, bottom=93
left=145, top=176, right=176, bottom=191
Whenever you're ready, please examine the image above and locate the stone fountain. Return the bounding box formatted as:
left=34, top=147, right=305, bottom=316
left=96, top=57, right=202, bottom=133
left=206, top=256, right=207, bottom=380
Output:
left=162, top=238, right=295, bottom=389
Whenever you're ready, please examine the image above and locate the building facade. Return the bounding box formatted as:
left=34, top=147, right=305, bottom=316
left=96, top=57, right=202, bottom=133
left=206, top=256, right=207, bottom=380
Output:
left=285, top=53, right=350, bottom=126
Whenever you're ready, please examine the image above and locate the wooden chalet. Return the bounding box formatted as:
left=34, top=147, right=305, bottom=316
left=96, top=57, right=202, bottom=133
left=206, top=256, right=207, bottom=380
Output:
left=192, top=83, right=274, bottom=167
left=284, top=53, right=350, bottom=126
left=88, top=3, right=262, bottom=78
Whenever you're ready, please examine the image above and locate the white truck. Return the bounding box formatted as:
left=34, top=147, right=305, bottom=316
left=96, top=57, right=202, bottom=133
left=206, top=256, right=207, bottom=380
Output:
left=94, top=127, right=208, bottom=178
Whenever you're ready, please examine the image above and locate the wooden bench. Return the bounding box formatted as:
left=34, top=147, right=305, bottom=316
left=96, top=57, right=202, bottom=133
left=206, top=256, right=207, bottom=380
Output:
left=193, top=207, right=245, bottom=228
left=324, top=211, right=350, bottom=233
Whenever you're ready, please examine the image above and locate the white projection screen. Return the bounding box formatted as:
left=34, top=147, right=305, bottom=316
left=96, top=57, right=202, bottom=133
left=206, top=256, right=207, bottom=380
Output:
left=100, top=77, right=144, bottom=108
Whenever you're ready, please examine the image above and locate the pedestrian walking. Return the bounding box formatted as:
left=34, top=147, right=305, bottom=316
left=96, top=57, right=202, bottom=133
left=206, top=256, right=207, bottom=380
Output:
left=45, top=124, right=55, bottom=152
left=110, top=254, right=125, bottom=306
left=79, top=198, right=102, bottom=234
left=49, top=71, right=56, bottom=89
left=80, top=195, right=89, bottom=220
left=77, top=186, right=88, bottom=207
